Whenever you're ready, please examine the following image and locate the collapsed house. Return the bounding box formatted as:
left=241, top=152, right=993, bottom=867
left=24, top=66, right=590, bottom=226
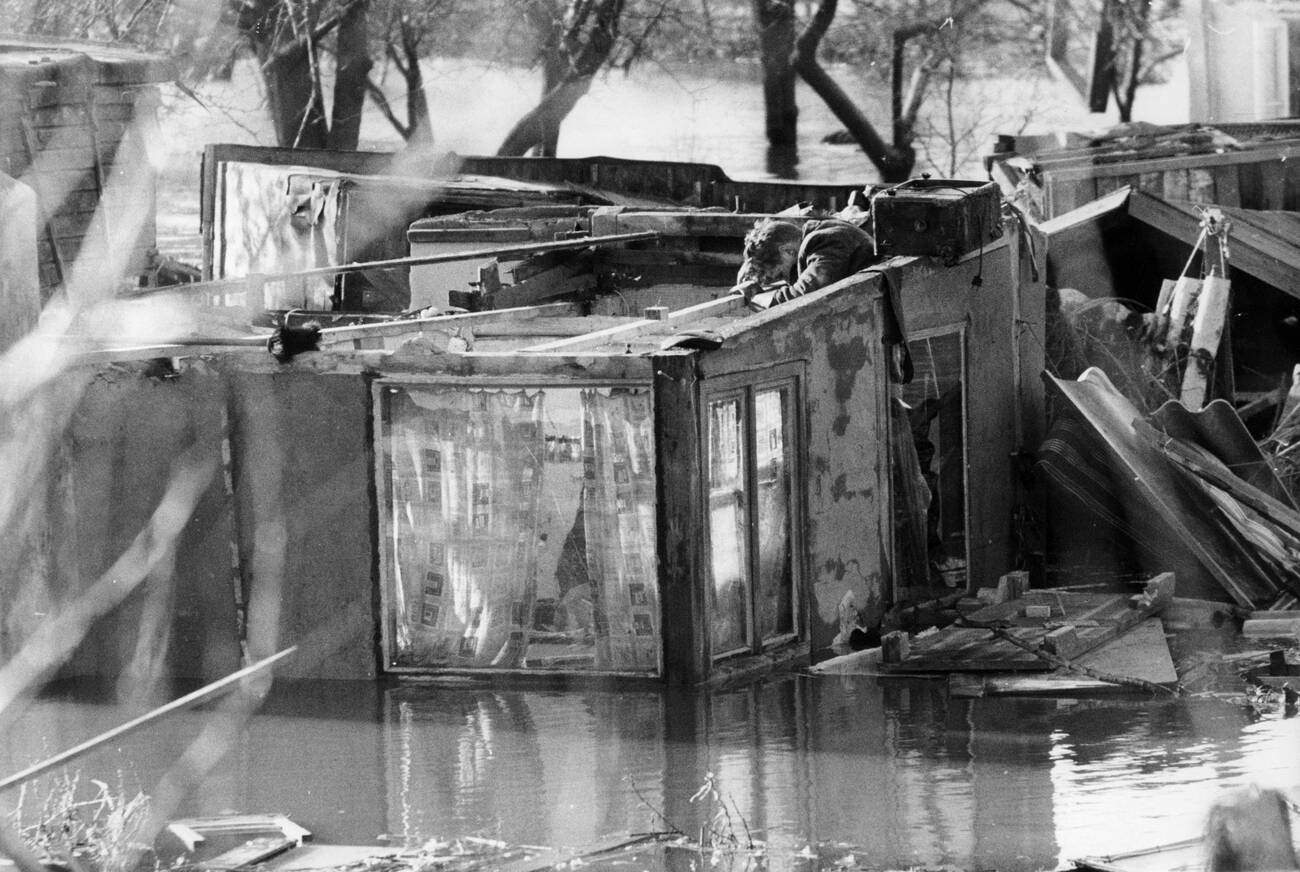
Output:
left=0, top=151, right=1043, bottom=686
left=991, top=124, right=1300, bottom=614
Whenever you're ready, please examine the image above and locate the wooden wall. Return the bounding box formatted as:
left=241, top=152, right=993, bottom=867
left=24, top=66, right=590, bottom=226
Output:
left=0, top=46, right=170, bottom=300
left=894, top=236, right=1041, bottom=593
left=0, top=359, right=378, bottom=690
left=1041, top=140, right=1300, bottom=216
left=694, top=274, right=895, bottom=663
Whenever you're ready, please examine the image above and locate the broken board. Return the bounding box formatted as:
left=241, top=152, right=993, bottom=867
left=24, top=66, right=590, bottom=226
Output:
left=883, top=583, right=1170, bottom=673
left=949, top=618, right=1178, bottom=696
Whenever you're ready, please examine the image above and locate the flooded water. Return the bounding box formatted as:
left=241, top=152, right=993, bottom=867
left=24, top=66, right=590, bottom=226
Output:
left=4, top=669, right=1297, bottom=872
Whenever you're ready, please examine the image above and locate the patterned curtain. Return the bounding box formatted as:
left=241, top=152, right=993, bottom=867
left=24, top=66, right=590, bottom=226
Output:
left=388, top=387, right=545, bottom=668
left=580, top=388, right=660, bottom=671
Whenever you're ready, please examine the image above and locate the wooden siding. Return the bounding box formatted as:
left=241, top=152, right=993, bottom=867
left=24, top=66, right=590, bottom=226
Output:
left=0, top=47, right=167, bottom=299
left=1042, top=140, right=1300, bottom=217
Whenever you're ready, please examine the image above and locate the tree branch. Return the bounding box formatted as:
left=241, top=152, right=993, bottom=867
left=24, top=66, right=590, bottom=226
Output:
left=365, top=76, right=410, bottom=139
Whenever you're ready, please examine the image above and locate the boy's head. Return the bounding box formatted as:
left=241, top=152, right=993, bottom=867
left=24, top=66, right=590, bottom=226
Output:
left=738, top=219, right=802, bottom=285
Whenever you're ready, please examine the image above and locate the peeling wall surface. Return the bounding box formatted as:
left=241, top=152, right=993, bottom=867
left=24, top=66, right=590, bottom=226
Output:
left=698, top=276, right=891, bottom=656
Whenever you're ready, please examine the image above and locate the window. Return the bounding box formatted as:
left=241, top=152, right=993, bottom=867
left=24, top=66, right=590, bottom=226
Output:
left=705, top=376, right=800, bottom=660
left=375, top=382, right=659, bottom=674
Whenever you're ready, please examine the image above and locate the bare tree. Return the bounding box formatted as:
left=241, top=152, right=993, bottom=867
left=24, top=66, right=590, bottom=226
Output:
left=753, top=0, right=798, bottom=160
left=230, top=0, right=373, bottom=149
left=364, top=0, right=469, bottom=144
left=792, top=0, right=916, bottom=181
left=496, top=0, right=671, bottom=157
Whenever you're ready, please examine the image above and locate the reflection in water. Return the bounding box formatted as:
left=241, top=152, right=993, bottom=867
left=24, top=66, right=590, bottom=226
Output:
left=4, top=676, right=1298, bottom=872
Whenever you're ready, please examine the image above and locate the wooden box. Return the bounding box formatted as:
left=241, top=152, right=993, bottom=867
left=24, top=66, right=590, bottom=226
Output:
left=872, top=180, right=1002, bottom=265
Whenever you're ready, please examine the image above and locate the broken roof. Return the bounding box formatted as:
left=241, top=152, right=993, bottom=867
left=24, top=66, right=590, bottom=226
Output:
left=1127, top=192, right=1300, bottom=300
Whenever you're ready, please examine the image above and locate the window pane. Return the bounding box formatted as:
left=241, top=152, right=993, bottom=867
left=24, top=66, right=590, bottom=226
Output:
left=754, top=387, right=794, bottom=641
left=380, top=384, right=659, bottom=673
left=708, top=397, right=750, bottom=655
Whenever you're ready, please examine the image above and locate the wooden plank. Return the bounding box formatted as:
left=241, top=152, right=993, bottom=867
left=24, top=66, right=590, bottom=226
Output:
left=1286, top=157, right=1300, bottom=210
left=1162, top=169, right=1190, bottom=201
left=595, top=211, right=792, bottom=238
left=524, top=295, right=744, bottom=352
left=490, top=266, right=595, bottom=309
left=199, top=837, right=294, bottom=870
left=1260, top=160, right=1286, bottom=210
left=1213, top=165, right=1241, bottom=207
left=652, top=351, right=707, bottom=683
left=1046, top=141, right=1300, bottom=182
left=949, top=618, right=1179, bottom=696
left=1126, top=192, right=1300, bottom=299
left=890, top=582, right=1171, bottom=673
left=1137, top=171, right=1164, bottom=195
left=317, top=301, right=581, bottom=345
left=1139, top=421, right=1300, bottom=540
left=1238, top=161, right=1265, bottom=208
left=470, top=316, right=640, bottom=337
left=1188, top=167, right=1215, bottom=203
left=598, top=248, right=743, bottom=268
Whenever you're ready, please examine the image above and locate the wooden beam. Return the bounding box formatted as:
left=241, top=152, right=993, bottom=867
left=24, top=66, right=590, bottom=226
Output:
left=1128, top=191, right=1300, bottom=299
left=652, top=350, right=708, bottom=684
left=317, top=302, right=581, bottom=345
left=524, top=296, right=745, bottom=352
left=0, top=648, right=296, bottom=793
left=1046, top=142, right=1300, bottom=182
left=260, top=231, right=659, bottom=284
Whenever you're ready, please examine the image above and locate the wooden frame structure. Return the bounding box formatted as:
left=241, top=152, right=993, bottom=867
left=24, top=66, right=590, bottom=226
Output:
left=20, top=197, right=1040, bottom=687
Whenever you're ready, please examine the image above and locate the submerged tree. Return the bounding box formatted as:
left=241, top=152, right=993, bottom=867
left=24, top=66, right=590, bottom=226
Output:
left=753, top=0, right=798, bottom=171
left=496, top=0, right=672, bottom=157
left=365, top=0, right=460, bottom=143
left=790, top=0, right=998, bottom=182
left=230, top=0, right=373, bottom=150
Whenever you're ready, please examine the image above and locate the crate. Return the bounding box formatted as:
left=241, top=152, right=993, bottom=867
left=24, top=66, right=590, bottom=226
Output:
left=871, top=180, right=1003, bottom=265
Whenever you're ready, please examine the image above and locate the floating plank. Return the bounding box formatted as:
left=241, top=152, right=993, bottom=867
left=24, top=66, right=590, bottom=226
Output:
left=886, top=583, right=1170, bottom=674
left=1073, top=836, right=1204, bottom=872
left=950, top=618, right=1178, bottom=696
left=199, top=836, right=295, bottom=871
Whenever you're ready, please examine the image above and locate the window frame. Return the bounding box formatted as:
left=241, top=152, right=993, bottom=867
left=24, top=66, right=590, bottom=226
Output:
left=370, top=375, right=661, bottom=677
left=701, top=363, right=806, bottom=663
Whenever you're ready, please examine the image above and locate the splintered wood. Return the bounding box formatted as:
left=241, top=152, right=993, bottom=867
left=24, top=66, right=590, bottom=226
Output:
left=881, top=573, right=1174, bottom=673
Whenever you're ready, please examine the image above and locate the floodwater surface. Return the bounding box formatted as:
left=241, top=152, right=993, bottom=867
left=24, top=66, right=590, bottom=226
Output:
left=4, top=671, right=1297, bottom=872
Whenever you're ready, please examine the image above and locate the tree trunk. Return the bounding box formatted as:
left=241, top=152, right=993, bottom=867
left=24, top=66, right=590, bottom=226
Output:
left=537, top=51, right=567, bottom=157
left=328, top=0, right=371, bottom=150
left=497, top=77, right=596, bottom=156
left=753, top=0, right=798, bottom=150
left=499, top=0, right=624, bottom=157
left=793, top=0, right=914, bottom=181
left=403, top=65, right=433, bottom=145
left=263, top=44, right=329, bottom=148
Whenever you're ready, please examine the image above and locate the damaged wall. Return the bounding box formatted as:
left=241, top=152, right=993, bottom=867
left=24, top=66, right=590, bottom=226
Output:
left=695, top=273, right=894, bottom=659
left=1, top=359, right=378, bottom=689
left=893, top=238, right=1039, bottom=592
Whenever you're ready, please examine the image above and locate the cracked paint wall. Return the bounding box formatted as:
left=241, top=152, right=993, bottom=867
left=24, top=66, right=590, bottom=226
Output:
left=699, top=274, right=893, bottom=657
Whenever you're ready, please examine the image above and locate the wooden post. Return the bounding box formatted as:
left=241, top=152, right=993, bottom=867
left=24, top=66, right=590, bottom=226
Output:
left=652, top=351, right=708, bottom=684
left=882, top=630, right=911, bottom=664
